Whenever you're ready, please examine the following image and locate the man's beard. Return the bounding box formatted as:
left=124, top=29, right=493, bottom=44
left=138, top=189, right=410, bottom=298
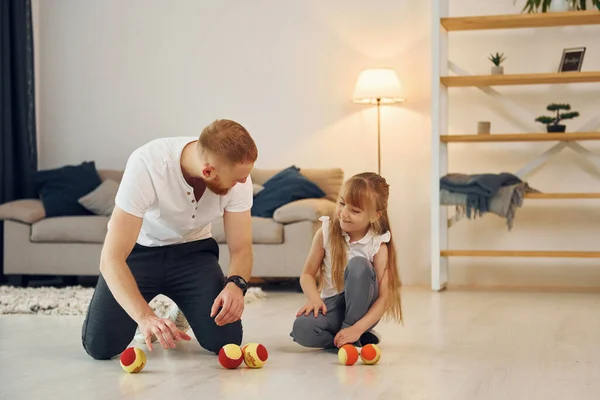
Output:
left=205, top=177, right=230, bottom=196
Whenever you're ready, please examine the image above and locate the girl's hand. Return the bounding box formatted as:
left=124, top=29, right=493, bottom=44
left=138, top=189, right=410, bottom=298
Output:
left=296, top=299, right=327, bottom=318
left=334, top=326, right=362, bottom=348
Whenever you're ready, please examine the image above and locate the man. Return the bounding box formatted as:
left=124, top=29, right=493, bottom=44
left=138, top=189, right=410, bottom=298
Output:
left=82, top=119, right=257, bottom=360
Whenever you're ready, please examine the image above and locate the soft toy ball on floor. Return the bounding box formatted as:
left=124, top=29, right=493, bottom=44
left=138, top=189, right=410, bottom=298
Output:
left=338, top=344, right=359, bottom=366
left=360, top=344, right=381, bottom=365
left=120, top=347, right=147, bottom=373
left=218, top=344, right=244, bottom=369
left=242, top=343, right=269, bottom=368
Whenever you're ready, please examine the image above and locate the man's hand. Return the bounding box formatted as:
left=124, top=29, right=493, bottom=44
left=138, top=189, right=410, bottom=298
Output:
left=210, top=282, right=244, bottom=326
left=333, top=326, right=362, bottom=348
left=137, top=312, right=192, bottom=351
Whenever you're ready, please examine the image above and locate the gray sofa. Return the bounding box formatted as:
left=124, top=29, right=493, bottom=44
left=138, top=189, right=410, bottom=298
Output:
left=1, top=167, right=343, bottom=282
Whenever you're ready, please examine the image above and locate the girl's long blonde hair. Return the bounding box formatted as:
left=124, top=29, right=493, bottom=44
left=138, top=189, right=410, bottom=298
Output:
left=322, top=172, right=402, bottom=323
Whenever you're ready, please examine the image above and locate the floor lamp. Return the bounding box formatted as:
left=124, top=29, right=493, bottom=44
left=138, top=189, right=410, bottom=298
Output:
left=352, top=68, right=405, bottom=175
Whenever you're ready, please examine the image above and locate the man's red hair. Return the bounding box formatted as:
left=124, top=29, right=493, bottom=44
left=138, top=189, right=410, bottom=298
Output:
left=198, top=119, right=258, bottom=164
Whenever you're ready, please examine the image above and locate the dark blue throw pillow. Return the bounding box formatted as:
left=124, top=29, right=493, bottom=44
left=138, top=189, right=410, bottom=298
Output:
left=251, top=166, right=326, bottom=218
left=34, top=161, right=103, bottom=217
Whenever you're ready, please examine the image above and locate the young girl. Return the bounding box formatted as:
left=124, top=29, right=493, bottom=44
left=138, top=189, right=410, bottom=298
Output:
left=290, top=172, right=402, bottom=349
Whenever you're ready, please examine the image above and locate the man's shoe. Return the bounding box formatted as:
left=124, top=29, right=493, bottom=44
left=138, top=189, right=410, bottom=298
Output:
left=133, top=304, right=190, bottom=344
left=166, top=303, right=190, bottom=333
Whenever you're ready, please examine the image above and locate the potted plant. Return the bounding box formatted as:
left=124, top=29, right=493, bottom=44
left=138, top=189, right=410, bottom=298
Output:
left=516, top=0, right=600, bottom=12
left=535, top=103, right=579, bottom=132
left=489, top=52, right=506, bottom=75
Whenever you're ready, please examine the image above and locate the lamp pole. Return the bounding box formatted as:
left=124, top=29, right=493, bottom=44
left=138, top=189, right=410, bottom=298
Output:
left=377, top=98, right=381, bottom=175
left=351, top=68, right=404, bottom=175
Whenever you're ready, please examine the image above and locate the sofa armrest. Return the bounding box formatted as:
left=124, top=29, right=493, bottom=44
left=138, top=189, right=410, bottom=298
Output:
left=0, top=199, right=45, bottom=224
left=273, top=198, right=336, bottom=224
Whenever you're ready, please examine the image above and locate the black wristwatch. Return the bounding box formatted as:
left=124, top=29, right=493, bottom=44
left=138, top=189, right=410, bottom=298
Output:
left=225, top=275, right=248, bottom=296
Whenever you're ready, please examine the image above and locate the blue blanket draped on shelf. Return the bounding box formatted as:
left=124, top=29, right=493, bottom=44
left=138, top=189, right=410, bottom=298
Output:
left=440, top=172, right=522, bottom=217
left=440, top=172, right=539, bottom=230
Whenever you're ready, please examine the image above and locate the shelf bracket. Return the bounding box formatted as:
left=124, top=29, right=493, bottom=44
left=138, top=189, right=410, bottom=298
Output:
left=568, top=142, right=600, bottom=181
left=520, top=115, right=600, bottom=180
left=448, top=61, right=543, bottom=133
left=515, top=143, right=568, bottom=179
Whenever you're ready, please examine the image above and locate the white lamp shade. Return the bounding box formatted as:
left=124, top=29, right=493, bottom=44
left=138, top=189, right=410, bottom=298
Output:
left=352, top=68, right=405, bottom=104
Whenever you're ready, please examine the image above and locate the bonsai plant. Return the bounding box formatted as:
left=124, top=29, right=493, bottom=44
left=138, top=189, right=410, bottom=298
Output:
left=489, top=52, right=506, bottom=75
left=516, top=0, right=600, bottom=12
left=535, top=103, right=579, bottom=132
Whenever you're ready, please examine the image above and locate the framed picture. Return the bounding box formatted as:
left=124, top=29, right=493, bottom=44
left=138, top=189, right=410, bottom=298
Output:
left=558, top=47, right=586, bottom=72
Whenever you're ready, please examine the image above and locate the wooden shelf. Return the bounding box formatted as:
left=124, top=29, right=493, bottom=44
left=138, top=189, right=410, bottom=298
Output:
left=441, top=10, right=600, bottom=31
left=442, top=192, right=600, bottom=201
left=525, top=193, right=600, bottom=199
left=441, top=250, right=600, bottom=258
left=441, top=132, right=600, bottom=142
left=431, top=4, right=600, bottom=290
left=441, top=71, right=600, bottom=87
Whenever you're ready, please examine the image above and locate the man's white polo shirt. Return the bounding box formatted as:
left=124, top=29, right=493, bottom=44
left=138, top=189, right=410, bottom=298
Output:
left=113, top=136, right=253, bottom=247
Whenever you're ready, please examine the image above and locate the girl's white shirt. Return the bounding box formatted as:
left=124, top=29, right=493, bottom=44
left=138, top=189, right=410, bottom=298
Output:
left=318, top=216, right=390, bottom=299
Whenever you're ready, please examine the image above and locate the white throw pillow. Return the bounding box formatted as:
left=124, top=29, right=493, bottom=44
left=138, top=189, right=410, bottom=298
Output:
left=78, top=179, right=120, bottom=215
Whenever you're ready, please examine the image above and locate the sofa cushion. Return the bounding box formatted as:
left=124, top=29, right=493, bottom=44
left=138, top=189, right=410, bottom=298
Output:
left=30, top=215, right=110, bottom=244
left=251, top=166, right=326, bottom=218
left=251, top=167, right=343, bottom=202
left=300, top=168, right=344, bottom=202
left=78, top=179, right=120, bottom=215
left=0, top=199, right=46, bottom=224
left=34, top=161, right=103, bottom=218
left=98, top=169, right=124, bottom=183
left=210, top=216, right=283, bottom=244
left=252, top=183, right=264, bottom=196
left=273, top=198, right=336, bottom=224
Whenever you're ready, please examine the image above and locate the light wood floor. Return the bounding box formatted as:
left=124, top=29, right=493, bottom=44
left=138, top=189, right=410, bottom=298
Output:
left=1, top=287, right=599, bottom=400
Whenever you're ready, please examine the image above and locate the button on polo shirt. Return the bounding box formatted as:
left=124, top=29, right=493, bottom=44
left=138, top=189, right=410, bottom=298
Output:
left=113, top=137, right=253, bottom=247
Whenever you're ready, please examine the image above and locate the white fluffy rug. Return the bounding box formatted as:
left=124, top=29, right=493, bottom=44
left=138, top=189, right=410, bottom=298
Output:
left=0, top=285, right=266, bottom=316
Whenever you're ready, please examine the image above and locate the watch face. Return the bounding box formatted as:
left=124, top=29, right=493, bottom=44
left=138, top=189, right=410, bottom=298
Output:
left=237, top=278, right=248, bottom=294
left=229, top=276, right=247, bottom=291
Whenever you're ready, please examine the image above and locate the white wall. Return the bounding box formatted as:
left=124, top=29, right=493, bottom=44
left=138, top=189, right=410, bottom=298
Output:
left=37, top=0, right=600, bottom=288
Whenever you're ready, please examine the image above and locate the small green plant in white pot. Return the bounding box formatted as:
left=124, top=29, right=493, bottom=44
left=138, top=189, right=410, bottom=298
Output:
left=535, top=103, right=579, bottom=133
left=489, top=52, right=506, bottom=75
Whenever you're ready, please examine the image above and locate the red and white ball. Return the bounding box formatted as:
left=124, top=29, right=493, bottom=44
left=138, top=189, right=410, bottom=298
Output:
left=120, top=347, right=147, bottom=373
left=338, top=344, right=359, bottom=366
left=218, top=344, right=244, bottom=369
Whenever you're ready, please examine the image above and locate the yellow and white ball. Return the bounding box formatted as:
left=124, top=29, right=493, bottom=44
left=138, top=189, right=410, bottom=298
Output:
left=242, top=343, right=269, bottom=368
left=360, top=344, right=381, bottom=365
left=120, top=347, right=147, bottom=373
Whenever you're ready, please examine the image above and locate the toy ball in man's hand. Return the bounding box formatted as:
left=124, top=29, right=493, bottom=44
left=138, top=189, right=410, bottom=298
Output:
left=242, top=343, right=269, bottom=368
left=120, top=347, right=147, bottom=373
left=360, top=344, right=382, bottom=365
left=218, top=344, right=244, bottom=369
left=338, top=344, right=359, bottom=366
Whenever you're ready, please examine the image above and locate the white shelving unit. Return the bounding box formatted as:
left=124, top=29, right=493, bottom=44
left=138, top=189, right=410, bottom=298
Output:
left=430, top=5, right=600, bottom=291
